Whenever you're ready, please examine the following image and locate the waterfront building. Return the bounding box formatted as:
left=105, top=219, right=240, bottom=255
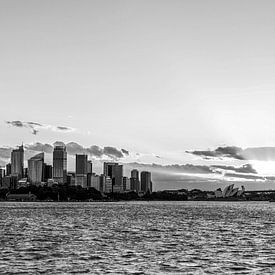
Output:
left=99, top=174, right=106, bottom=193
left=53, top=145, right=67, bottom=184
left=103, top=162, right=118, bottom=178
left=103, top=162, right=123, bottom=189
left=222, top=184, right=234, bottom=197
left=130, top=169, right=140, bottom=192
left=90, top=174, right=100, bottom=191
left=43, top=164, right=52, bottom=181
left=140, top=171, right=152, bottom=193
left=104, top=177, right=113, bottom=193
left=28, top=153, right=44, bottom=185
left=131, top=169, right=139, bottom=180
left=123, top=177, right=131, bottom=192
left=75, top=154, right=88, bottom=188
left=6, top=163, right=11, bottom=176
left=11, top=145, right=24, bottom=179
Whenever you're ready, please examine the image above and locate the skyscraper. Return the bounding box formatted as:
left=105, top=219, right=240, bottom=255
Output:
left=28, top=153, right=44, bottom=185
left=103, top=162, right=118, bottom=178
left=103, top=162, right=123, bottom=192
left=130, top=169, right=140, bottom=192
left=11, top=144, right=24, bottom=179
left=131, top=169, right=139, bottom=180
left=53, top=145, right=67, bottom=184
left=140, top=171, right=152, bottom=193
left=75, top=154, right=88, bottom=188
left=43, top=164, right=52, bottom=181
left=6, top=163, right=11, bottom=176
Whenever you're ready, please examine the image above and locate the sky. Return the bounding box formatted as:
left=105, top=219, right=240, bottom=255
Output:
left=1, top=0, right=275, bottom=190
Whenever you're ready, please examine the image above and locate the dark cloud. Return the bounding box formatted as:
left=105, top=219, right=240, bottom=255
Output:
left=6, top=120, right=40, bottom=135
left=27, top=121, right=43, bottom=127
left=87, top=146, right=103, bottom=157
left=6, top=120, right=24, bottom=127
left=66, top=142, right=85, bottom=155
left=56, top=126, right=73, bottom=131
left=5, top=120, right=74, bottom=135
left=121, top=149, right=129, bottom=155
left=21, top=141, right=127, bottom=159
left=188, top=145, right=275, bottom=161
left=103, top=146, right=124, bottom=158
left=127, top=162, right=214, bottom=174
left=211, top=164, right=257, bottom=174
left=187, top=146, right=245, bottom=160
left=25, top=143, right=53, bottom=153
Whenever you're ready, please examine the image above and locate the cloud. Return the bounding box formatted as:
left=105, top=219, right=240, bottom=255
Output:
left=22, top=141, right=127, bottom=160
left=103, top=146, right=124, bottom=158
left=66, top=142, right=85, bottom=155
left=121, top=149, right=129, bottom=155
left=0, top=147, right=12, bottom=159
left=224, top=173, right=265, bottom=180
left=6, top=120, right=24, bottom=127
left=188, top=145, right=275, bottom=161
left=87, top=146, right=104, bottom=157
left=187, top=146, right=245, bottom=160
left=56, top=126, right=74, bottom=132
left=211, top=164, right=257, bottom=174
left=5, top=120, right=75, bottom=135
left=126, top=162, right=214, bottom=174
left=25, top=143, right=53, bottom=153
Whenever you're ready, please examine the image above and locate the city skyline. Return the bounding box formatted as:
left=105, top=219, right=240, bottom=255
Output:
left=0, top=143, right=153, bottom=194
left=1, top=1, right=275, bottom=191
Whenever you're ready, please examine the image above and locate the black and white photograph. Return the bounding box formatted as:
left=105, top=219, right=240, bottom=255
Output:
left=0, top=0, right=274, bottom=274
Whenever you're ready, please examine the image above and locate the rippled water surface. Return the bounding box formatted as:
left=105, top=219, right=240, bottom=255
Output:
left=0, top=201, right=274, bottom=274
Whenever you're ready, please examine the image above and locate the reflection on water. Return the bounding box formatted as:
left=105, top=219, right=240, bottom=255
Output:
left=0, top=201, right=274, bottom=274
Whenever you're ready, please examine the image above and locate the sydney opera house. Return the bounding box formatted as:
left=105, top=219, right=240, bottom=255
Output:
left=214, top=184, right=245, bottom=198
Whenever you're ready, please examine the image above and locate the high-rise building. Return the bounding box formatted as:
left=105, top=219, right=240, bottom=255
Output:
left=123, top=177, right=131, bottom=191
left=75, top=154, right=88, bottom=188
left=43, top=164, right=52, bottom=181
left=53, top=145, right=67, bottom=184
left=103, top=162, right=118, bottom=178
left=130, top=169, right=140, bottom=192
left=90, top=174, right=100, bottom=191
left=28, top=153, right=44, bottom=185
left=11, top=145, right=24, bottom=179
left=131, top=169, right=139, bottom=180
left=140, top=171, right=152, bottom=193
left=103, top=162, right=123, bottom=191
left=87, top=161, right=92, bottom=174
left=6, top=163, right=11, bottom=176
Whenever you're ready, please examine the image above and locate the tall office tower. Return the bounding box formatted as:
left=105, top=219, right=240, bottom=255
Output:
left=86, top=160, right=93, bottom=188
left=75, top=154, right=88, bottom=188
left=140, top=171, right=152, bottom=193
left=130, top=169, right=140, bottom=192
left=87, top=161, right=92, bottom=174
left=23, top=168, right=28, bottom=178
left=53, top=145, right=67, bottom=184
left=103, top=162, right=123, bottom=191
left=103, top=162, right=118, bottom=178
left=131, top=169, right=139, bottom=180
left=28, top=153, right=44, bottom=185
left=43, top=164, right=53, bottom=181
left=6, top=163, right=11, bottom=176
left=11, top=145, right=24, bottom=179
left=0, top=168, right=5, bottom=186
left=99, top=174, right=106, bottom=193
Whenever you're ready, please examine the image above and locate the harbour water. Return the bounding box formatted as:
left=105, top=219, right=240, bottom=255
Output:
left=0, top=201, right=274, bottom=274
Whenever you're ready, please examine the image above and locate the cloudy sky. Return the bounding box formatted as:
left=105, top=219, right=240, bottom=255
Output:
left=1, top=1, right=275, bottom=190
